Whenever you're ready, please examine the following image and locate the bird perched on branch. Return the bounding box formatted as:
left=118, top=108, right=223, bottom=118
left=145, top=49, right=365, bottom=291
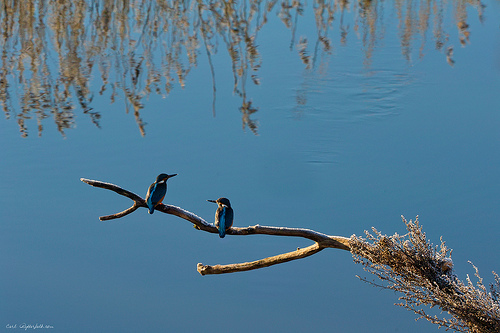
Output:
left=145, top=173, right=177, bottom=214
left=207, top=197, right=233, bottom=238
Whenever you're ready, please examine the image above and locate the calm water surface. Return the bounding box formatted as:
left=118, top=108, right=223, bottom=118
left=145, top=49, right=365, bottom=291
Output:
left=1, top=0, right=499, bottom=332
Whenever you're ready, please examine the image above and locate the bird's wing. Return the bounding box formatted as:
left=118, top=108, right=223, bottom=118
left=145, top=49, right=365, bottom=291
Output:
left=225, top=207, right=234, bottom=229
left=219, top=207, right=226, bottom=237
left=146, top=183, right=156, bottom=201
left=146, top=183, right=156, bottom=204
left=150, top=183, right=166, bottom=204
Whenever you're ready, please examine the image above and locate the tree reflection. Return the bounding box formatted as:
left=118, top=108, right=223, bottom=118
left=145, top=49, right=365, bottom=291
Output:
left=0, top=0, right=485, bottom=137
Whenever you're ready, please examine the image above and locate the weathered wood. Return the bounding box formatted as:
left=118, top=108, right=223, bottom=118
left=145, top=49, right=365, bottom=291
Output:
left=81, top=177, right=351, bottom=275
left=197, top=243, right=326, bottom=275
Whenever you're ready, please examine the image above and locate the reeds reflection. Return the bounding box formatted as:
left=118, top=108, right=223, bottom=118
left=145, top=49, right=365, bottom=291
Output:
left=0, top=0, right=485, bottom=137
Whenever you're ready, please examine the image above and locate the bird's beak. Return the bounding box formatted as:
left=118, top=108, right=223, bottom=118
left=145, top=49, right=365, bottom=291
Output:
left=168, top=174, right=177, bottom=179
left=207, top=199, right=217, bottom=203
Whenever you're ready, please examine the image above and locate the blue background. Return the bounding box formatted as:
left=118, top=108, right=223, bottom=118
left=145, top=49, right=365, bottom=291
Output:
left=1, top=0, right=499, bottom=332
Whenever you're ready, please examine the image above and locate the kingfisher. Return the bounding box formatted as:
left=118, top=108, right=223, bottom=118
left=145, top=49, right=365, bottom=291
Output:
left=207, top=197, right=233, bottom=238
left=145, top=173, right=177, bottom=214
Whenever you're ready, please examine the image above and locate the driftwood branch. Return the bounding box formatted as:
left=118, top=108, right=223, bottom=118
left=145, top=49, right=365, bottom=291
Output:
left=80, top=178, right=351, bottom=275
left=197, top=242, right=325, bottom=275
left=80, top=178, right=212, bottom=228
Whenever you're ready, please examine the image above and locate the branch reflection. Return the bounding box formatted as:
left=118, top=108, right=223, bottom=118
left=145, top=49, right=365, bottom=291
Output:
left=0, top=0, right=485, bottom=137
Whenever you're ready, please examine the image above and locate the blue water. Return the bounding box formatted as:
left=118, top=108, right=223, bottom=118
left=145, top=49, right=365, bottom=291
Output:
left=1, top=0, right=499, bottom=332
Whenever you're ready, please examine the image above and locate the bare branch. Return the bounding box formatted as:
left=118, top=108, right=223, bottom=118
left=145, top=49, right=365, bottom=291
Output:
left=81, top=178, right=145, bottom=203
left=80, top=177, right=350, bottom=274
left=228, top=224, right=350, bottom=249
left=100, top=204, right=140, bottom=221
left=80, top=178, right=212, bottom=228
left=198, top=242, right=325, bottom=275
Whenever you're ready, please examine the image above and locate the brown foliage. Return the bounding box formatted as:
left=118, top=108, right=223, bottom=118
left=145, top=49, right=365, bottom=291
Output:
left=350, top=217, right=500, bottom=333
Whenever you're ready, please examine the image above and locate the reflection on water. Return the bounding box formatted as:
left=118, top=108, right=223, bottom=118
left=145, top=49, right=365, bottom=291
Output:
left=0, top=0, right=485, bottom=137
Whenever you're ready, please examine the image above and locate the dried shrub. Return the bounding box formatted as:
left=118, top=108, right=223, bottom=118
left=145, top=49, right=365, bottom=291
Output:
left=350, top=217, right=500, bottom=333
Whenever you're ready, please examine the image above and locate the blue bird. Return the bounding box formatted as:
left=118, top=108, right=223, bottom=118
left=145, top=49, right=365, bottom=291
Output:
left=145, top=173, right=177, bottom=214
left=207, top=197, right=233, bottom=238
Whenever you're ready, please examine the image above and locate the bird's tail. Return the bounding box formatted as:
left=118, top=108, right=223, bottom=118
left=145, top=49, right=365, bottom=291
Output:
left=219, top=229, right=225, bottom=238
left=148, top=207, right=154, bottom=214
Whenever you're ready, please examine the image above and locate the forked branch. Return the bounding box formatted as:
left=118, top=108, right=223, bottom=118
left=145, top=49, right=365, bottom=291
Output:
left=80, top=178, right=351, bottom=275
